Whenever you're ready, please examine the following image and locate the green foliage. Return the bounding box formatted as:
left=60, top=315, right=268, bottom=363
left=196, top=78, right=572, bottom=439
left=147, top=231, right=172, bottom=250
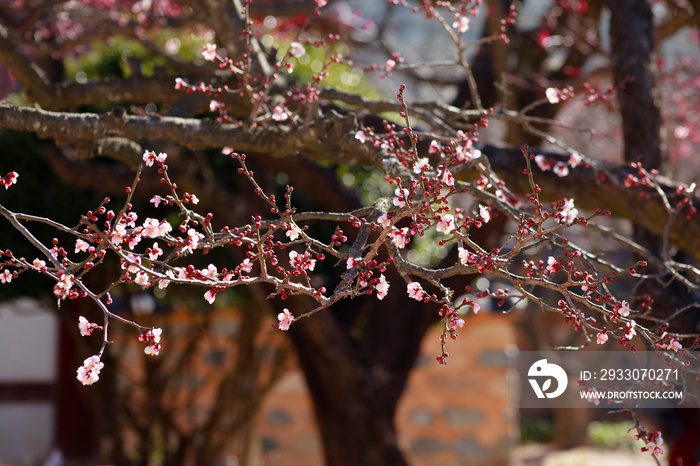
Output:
left=587, top=421, right=638, bottom=449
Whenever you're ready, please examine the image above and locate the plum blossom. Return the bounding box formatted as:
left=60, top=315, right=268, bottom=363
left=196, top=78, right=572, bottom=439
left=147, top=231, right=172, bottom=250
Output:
left=148, top=242, right=163, bottom=260
left=569, top=152, right=583, bottom=168
left=553, top=162, right=569, bottom=177
left=453, top=14, right=470, bottom=33
left=289, top=41, right=305, bottom=58
left=0, top=269, right=12, bottom=284
left=32, top=259, right=46, bottom=270
left=142, top=150, right=167, bottom=167
left=618, top=300, right=631, bottom=317
left=355, top=130, right=367, bottom=143
left=142, top=218, right=172, bottom=238
left=471, top=302, right=480, bottom=314
left=407, top=282, right=426, bottom=301
left=315, top=0, right=327, bottom=7
left=641, top=431, right=663, bottom=456
left=183, top=228, right=204, bottom=254
left=479, top=204, right=490, bottom=223
left=140, top=328, right=162, bottom=356
left=75, top=238, right=89, bottom=253
left=122, top=253, right=141, bottom=274
left=290, top=250, right=316, bottom=271
left=201, top=263, right=218, bottom=279
left=204, top=289, right=217, bottom=304
left=624, top=320, right=637, bottom=339
left=413, top=157, right=430, bottom=174
left=272, top=106, right=290, bottom=121
left=393, top=188, right=409, bottom=208
left=559, top=198, right=578, bottom=224
left=1, top=171, right=18, bottom=189
left=134, top=272, right=150, bottom=287
left=377, top=213, right=391, bottom=228
left=346, top=257, right=359, bottom=270
left=202, top=43, right=217, bottom=61
left=277, top=308, right=294, bottom=331
left=53, top=273, right=74, bottom=298
left=209, top=100, right=224, bottom=112
left=390, top=227, right=410, bottom=249
left=385, top=59, right=396, bottom=73
left=658, top=336, right=682, bottom=352
left=239, top=258, right=253, bottom=273
left=436, top=214, right=456, bottom=234
left=545, top=87, right=560, bottom=104
left=458, top=247, right=474, bottom=266
left=596, top=332, right=608, bottom=345
left=286, top=223, right=302, bottom=240
left=546, top=256, right=558, bottom=273
left=78, top=316, right=99, bottom=337
left=76, top=355, right=104, bottom=385
left=441, top=168, right=454, bottom=186
left=376, top=274, right=390, bottom=300
left=150, top=195, right=163, bottom=208
left=110, top=223, right=127, bottom=245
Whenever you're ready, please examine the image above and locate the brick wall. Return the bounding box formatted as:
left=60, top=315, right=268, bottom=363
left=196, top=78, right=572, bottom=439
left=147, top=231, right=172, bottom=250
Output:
left=257, top=312, right=518, bottom=466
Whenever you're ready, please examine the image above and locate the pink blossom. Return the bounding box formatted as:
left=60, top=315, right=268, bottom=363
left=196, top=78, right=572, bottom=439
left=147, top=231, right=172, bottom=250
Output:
left=204, top=289, right=216, bottom=304
left=315, top=0, right=327, bottom=7
left=150, top=195, right=163, bottom=208
left=458, top=247, right=473, bottom=266
left=156, top=153, right=167, bottom=164
left=110, top=224, right=127, bottom=245
left=239, top=258, right=253, bottom=273
left=452, top=14, right=470, bottom=33
left=452, top=316, right=465, bottom=328
left=385, top=59, right=396, bottom=73
left=559, top=198, right=578, bottom=224
left=290, top=250, right=316, bottom=271
left=78, top=316, right=97, bottom=336
left=569, top=152, right=583, bottom=168
left=76, top=355, right=104, bottom=385
left=546, top=257, right=558, bottom=273
left=122, top=253, right=141, bottom=274
left=390, top=227, right=410, bottom=249
left=277, top=308, right=294, bottom=331
left=272, top=106, right=289, bottom=121
left=286, top=223, right=302, bottom=240
left=143, top=150, right=157, bottom=167
left=32, top=258, right=46, bottom=270
left=75, top=238, right=89, bottom=253
left=377, top=213, right=392, bottom=228
left=376, top=274, right=389, bottom=300
left=1, top=171, right=19, bottom=189
left=209, top=100, right=224, bottom=112
left=183, top=228, right=204, bottom=254
left=289, top=42, right=305, bottom=58
left=624, top=320, right=637, bottom=339
left=202, top=43, right=217, bottom=61
left=471, top=302, right=480, bottom=314
left=346, top=257, right=358, bottom=269
left=413, top=157, right=430, bottom=174
left=174, top=77, right=187, bottom=90
left=596, top=332, right=608, bottom=345
left=393, top=188, right=409, bottom=208
left=553, top=162, right=569, bottom=177
left=201, top=263, right=218, bottom=279
left=0, top=269, right=12, bottom=284
left=618, top=300, right=631, bottom=317
left=479, top=205, right=490, bottom=223
left=441, top=169, right=454, bottom=186
left=148, top=242, right=163, bottom=260
left=144, top=344, right=161, bottom=356
left=355, top=130, right=367, bottom=143
left=53, top=273, right=74, bottom=298
left=436, top=214, right=455, bottom=234
left=407, top=282, right=426, bottom=301
left=545, top=87, right=560, bottom=104
left=134, top=272, right=150, bottom=287
left=428, top=140, right=440, bottom=154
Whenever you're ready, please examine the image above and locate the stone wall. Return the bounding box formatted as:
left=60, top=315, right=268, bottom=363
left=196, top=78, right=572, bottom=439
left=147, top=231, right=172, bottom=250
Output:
left=257, top=312, right=518, bottom=466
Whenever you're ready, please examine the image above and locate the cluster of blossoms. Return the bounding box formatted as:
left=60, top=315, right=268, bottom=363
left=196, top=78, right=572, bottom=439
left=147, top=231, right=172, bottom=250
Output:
left=1, top=171, right=18, bottom=189
left=636, top=429, right=664, bottom=457
left=76, top=355, right=104, bottom=386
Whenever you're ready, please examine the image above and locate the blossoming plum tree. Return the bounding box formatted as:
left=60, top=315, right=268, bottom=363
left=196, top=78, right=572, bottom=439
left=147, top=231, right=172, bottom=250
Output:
left=1, top=0, right=700, bottom=465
